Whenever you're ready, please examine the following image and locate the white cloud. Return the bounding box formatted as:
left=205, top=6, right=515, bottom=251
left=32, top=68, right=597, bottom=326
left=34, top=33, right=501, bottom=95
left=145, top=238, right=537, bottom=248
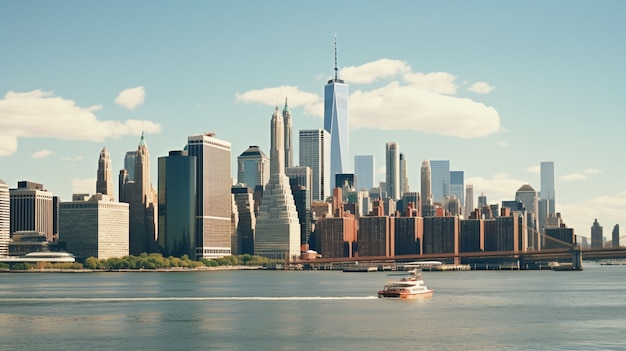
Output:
left=557, top=191, right=626, bottom=236
left=498, top=141, right=509, bottom=147
left=235, top=58, right=501, bottom=139
left=583, top=168, right=601, bottom=175
left=560, top=173, right=587, bottom=181
left=0, top=90, right=161, bottom=156
left=0, top=135, right=17, bottom=156
left=31, top=149, right=53, bottom=159
left=114, top=86, right=145, bottom=110
left=467, top=173, right=532, bottom=205
left=526, top=166, right=540, bottom=174
left=467, top=81, right=496, bottom=94
left=402, top=71, right=458, bottom=95
left=235, top=85, right=320, bottom=108
left=340, top=59, right=411, bottom=84
left=71, top=177, right=96, bottom=195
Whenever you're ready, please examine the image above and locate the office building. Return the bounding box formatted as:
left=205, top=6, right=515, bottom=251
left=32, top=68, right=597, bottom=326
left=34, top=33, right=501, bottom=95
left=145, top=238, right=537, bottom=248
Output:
left=123, top=151, right=136, bottom=182
left=237, top=145, right=270, bottom=192
left=282, top=98, right=293, bottom=169
left=385, top=142, right=400, bottom=200
left=59, top=194, right=128, bottom=259
left=591, top=218, right=603, bottom=248
left=299, top=129, right=331, bottom=201
left=394, top=216, right=422, bottom=255
left=354, top=155, right=374, bottom=192
left=449, top=171, right=464, bottom=215
left=430, top=160, right=450, bottom=203
left=187, top=132, right=232, bottom=259
left=9, top=181, right=55, bottom=241
left=465, top=184, right=474, bottom=217
left=544, top=227, right=575, bottom=250
left=612, top=224, right=619, bottom=247
left=477, top=193, right=487, bottom=209
left=157, top=150, right=196, bottom=258
left=540, top=161, right=556, bottom=215
left=314, top=216, right=356, bottom=258
left=231, top=184, right=256, bottom=255
left=324, top=37, right=349, bottom=187
left=399, top=153, right=409, bottom=197
left=119, top=133, right=158, bottom=255
left=286, top=166, right=313, bottom=248
left=255, top=107, right=301, bottom=261
left=96, top=147, right=114, bottom=200
left=0, top=179, right=9, bottom=256
left=515, top=184, right=539, bottom=250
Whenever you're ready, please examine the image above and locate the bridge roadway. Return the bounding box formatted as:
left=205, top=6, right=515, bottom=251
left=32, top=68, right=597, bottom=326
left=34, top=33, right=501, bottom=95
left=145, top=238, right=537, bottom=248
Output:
left=293, top=246, right=626, bottom=265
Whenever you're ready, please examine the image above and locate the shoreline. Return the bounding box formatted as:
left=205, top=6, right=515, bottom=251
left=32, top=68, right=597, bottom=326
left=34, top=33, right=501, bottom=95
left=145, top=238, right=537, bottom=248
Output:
left=0, top=265, right=266, bottom=273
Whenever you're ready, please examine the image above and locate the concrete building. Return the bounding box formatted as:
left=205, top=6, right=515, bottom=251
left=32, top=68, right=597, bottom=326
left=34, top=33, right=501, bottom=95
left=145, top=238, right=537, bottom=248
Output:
left=544, top=227, right=575, bottom=250
left=399, top=153, right=409, bottom=197
left=460, top=218, right=484, bottom=254
left=157, top=150, right=196, bottom=258
left=465, top=184, right=474, bottom=218
left=237, top=145, right=270, bottom=192
left=394, top=216, right=422, bottom=256
left=9, top=181, right=55, bottom=241
left=299, top=129, right=331, bottom=201
left=96, top=147, right=115, bottom=200
left=286, top=167, right=313, bottom=248
left=187, top=132, right=232, bottom=259
left=59, top=194, right=129, bottom=259
left=0, top=179, right=9, bottom=256
left=314, top=216, right=356, bottom=258
left=423, top=216, right=458, bottom=257
left=255, top=107, right=301, bottom=261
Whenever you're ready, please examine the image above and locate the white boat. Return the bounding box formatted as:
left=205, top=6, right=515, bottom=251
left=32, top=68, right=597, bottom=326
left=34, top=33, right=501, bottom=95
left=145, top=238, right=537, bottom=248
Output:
left=377, top=269, right=434, bottom=299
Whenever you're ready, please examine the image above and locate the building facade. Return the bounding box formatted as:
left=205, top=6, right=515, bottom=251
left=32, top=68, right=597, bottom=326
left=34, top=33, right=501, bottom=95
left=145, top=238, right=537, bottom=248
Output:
left=591, top=218, right=603, bottom=248
left=354, top=155, right=374, bottom=192
left=282, top=98, right=293, bottom=169
left=0, top=179, right=9, bottom=256
left=540, top=161, right=556, bottom=215
left=299, top=129, right=331, bottom=201
left=9, top=181, right=55, bottom=241
left=237, top=145, right=270, bottom=192
left=430, top=160, right=450, bottom=203
left=96, top=147, right=114, bottom=199
left=385, top=142, right=400, bottom=200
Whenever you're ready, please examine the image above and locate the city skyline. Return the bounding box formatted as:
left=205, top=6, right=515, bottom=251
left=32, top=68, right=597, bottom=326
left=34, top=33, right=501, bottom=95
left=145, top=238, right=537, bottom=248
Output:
left=0, top=2, right=624, bottom=238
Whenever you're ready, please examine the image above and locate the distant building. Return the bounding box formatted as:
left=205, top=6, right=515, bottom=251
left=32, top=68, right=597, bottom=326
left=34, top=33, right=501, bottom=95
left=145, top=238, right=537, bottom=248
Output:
left=354, top=155, right=374, bottom=192
left=460, top=218, right=484, bottom=254
left=591, top=219, right=603, bottom=248
left=0, top=179, right=9, bottom=256
left=96, top=147, right=114, bottom=200
left=544, top=227, right=575, bottom=250
left=465, top=184, right=474, bottom=219
left=282, top=98, right=294, bottom=169
left=540, top=161, right=556, bottom=215
left=9, top=181, right=55, bottom=241
left=399, top=153, right=409, bottom=197
left=358, top=216, right=394, bottom=257
left=394, top=216, right=422, bottom=255
left=430, top=160, right=450, bottom=203
left=299, top=129, right=331, bottom=201
left=449, top=171, right=464, bottom=216
left=423, top=216, right=458, bottom=257
left=9, top=231, right=49, bottom=256
left=612, top=224, right=620, bottom=247
left=231, top=184, right=255, bottom=255
left=314, top=216, right=356, bottom=258
left=124, top=151, right=137, bottom=182
left=286, top=167, right=313, bottom=248
left=237, top=145, right=270, bottom=192
left=59, top=194, right=129, bottom=259
left=385, top=142, right=400, bottom=200
left=157, top=150, right=196, bottom=258
left=187, top=132, right=232, bottom=259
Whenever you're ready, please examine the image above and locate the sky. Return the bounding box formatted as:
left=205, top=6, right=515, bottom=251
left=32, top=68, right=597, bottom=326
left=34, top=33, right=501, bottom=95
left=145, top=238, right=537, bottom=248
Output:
left=1, top=1, right=625, bottom=240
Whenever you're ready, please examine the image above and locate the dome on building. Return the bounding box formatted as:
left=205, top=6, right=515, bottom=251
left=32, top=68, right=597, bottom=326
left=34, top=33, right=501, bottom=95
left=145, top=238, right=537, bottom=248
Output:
left=517, top=184, right=535, bottom=192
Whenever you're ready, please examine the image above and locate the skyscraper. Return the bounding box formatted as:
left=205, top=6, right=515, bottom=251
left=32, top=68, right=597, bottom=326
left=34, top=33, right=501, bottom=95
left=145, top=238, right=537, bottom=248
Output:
left=124, top=151, right=136, bottom=182
left=282, top=98, right=293, bottom=169
left=9, top=181, right=55, bottom=241
left=449, top=171, right=464, bottom=215
left=157, top=150, right=196, bottom=258
left=399, top=153, right=409, bottom=197
left=465, top=184, right=474, bottom=217
left=187, top=132, right=232, bottom=259
left=612, top=224, right=620, bottom=248
left=354, top=155, right=374, bottom=192
left=324, top=36, right=349, bottom=187
left=255, top=107, right=301, bottom=261
left=96, top=147, right=114, bottom=200
left=237, top=145, right=270, bottom=192
left=385, top=142, right=400, bottom=200
left=591, top=218, right=603, bottom=248
left=420, top=160, right=432, bottom=203
left=0, top=179, right=9, bottom=256
left=540, top=161, right=556, bottom=215
left=299, top=129, right=331, bottom=201
left=430, top=160, right=450, bottom=203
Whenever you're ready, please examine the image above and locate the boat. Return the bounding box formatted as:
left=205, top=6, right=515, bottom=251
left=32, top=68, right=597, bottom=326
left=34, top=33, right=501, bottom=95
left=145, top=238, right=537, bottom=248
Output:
left=377, top=269, right=434, bottom=299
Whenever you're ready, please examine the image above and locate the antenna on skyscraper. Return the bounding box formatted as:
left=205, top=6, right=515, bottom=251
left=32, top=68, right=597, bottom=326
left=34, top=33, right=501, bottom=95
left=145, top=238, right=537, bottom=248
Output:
left=334, top=33, right=338, bottom=80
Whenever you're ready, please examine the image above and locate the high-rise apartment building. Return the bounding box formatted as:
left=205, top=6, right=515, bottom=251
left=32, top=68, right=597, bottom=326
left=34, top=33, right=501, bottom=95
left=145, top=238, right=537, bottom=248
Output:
left=157, top=150, right=196, bottom=258
left=591, top=218, right=603, bottom=248
left=237, top=145, right=270, bottom=192
left=430, top=160, right=450, bottom=203
left=255, top=107, right=301, bottom=261
left=399, top=153, right=409, bottom=197
left=449, top=171, right=464, bottom=215
left=9, top=181, right=55, bottom=241
left=119, top=133, right=158, bottom=255
left=324, top=37, right=349, bottom=187
left=354, top=155, right=374, bottom=192
left=96, top=147, right=114, bottom=199
left=420, top=160, right=432, bottom=215
left=59, top=194, right=129, bottom=259
left=299, top=129, right=330, bottom=201
left=282, top=98, right=293, bottom=169
left=385, top=142, right=400, bottom=200
left=0, top=179, right=9, bottom=256
left=540, top=161, right=556, bottom=215
left=187, top=132, right=232, bottom=259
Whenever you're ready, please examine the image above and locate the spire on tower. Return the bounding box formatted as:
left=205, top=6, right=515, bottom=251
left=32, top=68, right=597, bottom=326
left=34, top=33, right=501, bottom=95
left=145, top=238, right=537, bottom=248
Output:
left=334, top=33, right=338, bottom=80
left=139, top=131, right=145, bottom=147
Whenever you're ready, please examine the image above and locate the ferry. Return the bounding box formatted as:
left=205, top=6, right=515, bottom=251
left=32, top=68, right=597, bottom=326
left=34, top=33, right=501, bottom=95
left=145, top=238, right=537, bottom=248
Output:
left=377, top=269, right=434, bottom=299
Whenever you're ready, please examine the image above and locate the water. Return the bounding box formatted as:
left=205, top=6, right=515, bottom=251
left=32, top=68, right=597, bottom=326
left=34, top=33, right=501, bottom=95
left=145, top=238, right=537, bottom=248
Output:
left=1, top=263, right=625, bottom=350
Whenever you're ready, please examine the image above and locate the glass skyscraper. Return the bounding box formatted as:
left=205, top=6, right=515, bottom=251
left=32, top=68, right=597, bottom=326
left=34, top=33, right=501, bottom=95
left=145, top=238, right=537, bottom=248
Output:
left=324, top=37, right=349, bottom=187
left=354, top=155, right=374, bottom=192
left=430, top=160, right=450, bottom=203
left=385, top=142, right=400, bottom=200
left=449, top=171, right=464, bottom=213
left=540, top=161, right=556, bottom=215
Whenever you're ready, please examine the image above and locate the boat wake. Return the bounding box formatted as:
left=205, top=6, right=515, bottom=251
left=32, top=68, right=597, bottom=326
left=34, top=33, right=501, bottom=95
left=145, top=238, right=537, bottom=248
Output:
left=1, top=296, right=378, bottom=304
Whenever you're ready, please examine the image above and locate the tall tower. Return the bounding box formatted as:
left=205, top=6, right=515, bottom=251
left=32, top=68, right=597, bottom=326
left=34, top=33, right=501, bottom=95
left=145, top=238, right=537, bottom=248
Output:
left=299, top=129, right=331, bottom=201
left=324, top=35, right=349, bottom=188
left=430, top=160, right=450, bottom=203
left=420, top=160, right=432, bottom=203
left=591, top=218, right=603, bottom=248
left=540, top=161, right=556, bottom=215
left=465, top=184, right=474, bottom=216
left=354, top=155, right=374, bottom=192
left=96, top=147, right=114, bottom=200
left=282, top=97, right=293, bottom=169
left=399, top=153, right=409, bottom=197
left=385, top=142, right=400, bottom=200
left=0, top=179, right=9, bottom=256
left=449, top=171, right=464, bottom=214
left=187, top=132, right=232, bottom=259
left=124, top=151, right=136, bottom=182
left=255, top=107, right=301, bottom=261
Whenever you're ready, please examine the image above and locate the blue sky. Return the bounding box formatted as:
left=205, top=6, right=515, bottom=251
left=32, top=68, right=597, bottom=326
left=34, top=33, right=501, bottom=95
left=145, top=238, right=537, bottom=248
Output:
left=1, top=1, right=625, bottom=240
